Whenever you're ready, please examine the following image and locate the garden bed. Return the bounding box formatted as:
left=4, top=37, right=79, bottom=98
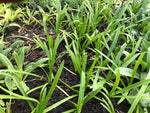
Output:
left=0, top=0, right=150, bottom=113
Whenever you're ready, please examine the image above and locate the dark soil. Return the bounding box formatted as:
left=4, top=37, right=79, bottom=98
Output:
left=0, top=21, right=130, bottom=113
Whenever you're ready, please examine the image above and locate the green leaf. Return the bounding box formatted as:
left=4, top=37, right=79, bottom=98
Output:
left=86, top=58, right=97, bottom=88
left=115, top=44, right=127, bottom=65
left=20, top=81, right=29, bottom=92
left=0, top=54, right=14, bottom=70
left=84, top=80, right=106, bottom=104
left=132, top=38, right=142, bottom=53
left=122, top=53, right=140, bottom=67
left=13, top=50, right=24, bottom=71
left=139, top=92, right=150, bottom=107
left=103, top=27, right=120, bottom=66
left=109, top=69, right=120, bottom=96
left=38, top=61, right=64, bottom=113
left=92, top=69, right=101, bottom=91
left=10, top=40, right=24, bottom=49
left=25, top=58, right=48, bottom=73
left=0, top=99, right=5, bottom=107
left=147, top=47, right=150, bottom=70
left=62, top=109, right=76, bottom=113
left=27, top=83, right=48, bottom=95
left=0, top=70, right=41, bottom=78
left=96, top=49, right=117, bottom=68
left=6, top=23, right=20, bottom=28
left=43, top=95, right=77, bottom=113
left=128, top=70, right=150, bottom=113
left=115, top=79, right=150, bottom=95
left=39, top=83, right=48, bottom=102
left=0, top=106, right=5, bottom=113
left=114, top=1, right=129, bottom=20
left=5, top=77, right=16, bottom=91
left=115, top=67, right=139, bottom=79
left=2, top=48, right=12, bottom=56
left=130, top=52, right=145, bottom=84
left=0, top=86, right=39, bottom=103
left=77, top=71, right=86, bottom=113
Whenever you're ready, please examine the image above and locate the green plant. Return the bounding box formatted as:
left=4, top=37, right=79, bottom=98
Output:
left=127, top=0, right=150, bottom=39
left=0, top=56, right=77, bottom=113
left=1, top=0, right=150, bottom=112
left=64, top=33, right=84, bottom=74
left=0, top=3, right=22, bottom=39
left=0, top=99, right=6, bottom=113
left=33, top=61, right=74, bottom=113
left=33, top=14, right=65, bottom=83
left=0, top=40, right=48, bottom=112
left=61, top=52, right=107, bottom=113
left=38, top=0, right=68, bottom=35
left=65, top=0, right=103, bottom=39
left=99, top=91, right=115, bottom=113
left=94, top=36, right=150, bottom=112
left=21, top=6, right=41, bottom=25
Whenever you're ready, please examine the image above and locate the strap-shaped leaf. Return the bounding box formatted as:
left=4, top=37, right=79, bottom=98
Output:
left=0, top=53, right=14, bottom=70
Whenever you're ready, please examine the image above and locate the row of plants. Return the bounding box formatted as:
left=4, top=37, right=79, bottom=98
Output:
left=0, top=0, right=150, bottom=113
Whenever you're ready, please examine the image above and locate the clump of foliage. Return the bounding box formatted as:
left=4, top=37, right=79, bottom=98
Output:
left=0, top=0, right=150, bottom=113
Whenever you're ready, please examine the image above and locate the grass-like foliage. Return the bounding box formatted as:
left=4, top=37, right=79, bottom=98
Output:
left=0, top=0, right=150, bottom=113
